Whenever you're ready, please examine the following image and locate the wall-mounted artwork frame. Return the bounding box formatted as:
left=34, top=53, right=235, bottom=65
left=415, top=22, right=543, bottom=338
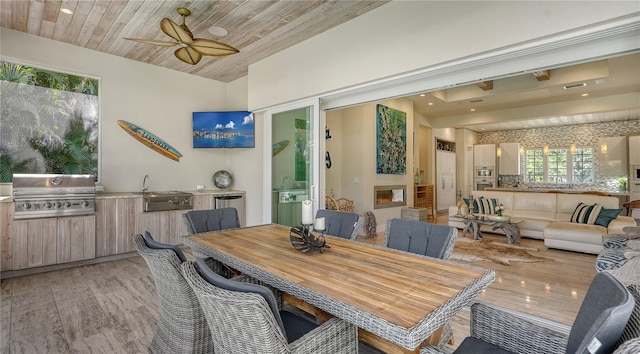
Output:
left=376, top=104, right=406, bottom=174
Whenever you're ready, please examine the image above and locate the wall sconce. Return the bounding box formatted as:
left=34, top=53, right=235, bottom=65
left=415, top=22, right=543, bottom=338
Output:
left=570, top=143, right=577, bottom=155
left=543, top=145, right=549, bottom=156
left=519, top=145, right=525, bottom=156
left=600, top=141, right=608, bottom=154
left=496, top=146, right=502, bottom=157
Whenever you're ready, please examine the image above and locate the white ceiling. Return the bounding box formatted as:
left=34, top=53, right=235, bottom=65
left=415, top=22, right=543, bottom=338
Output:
left=407, top=52, right=640, bottom=132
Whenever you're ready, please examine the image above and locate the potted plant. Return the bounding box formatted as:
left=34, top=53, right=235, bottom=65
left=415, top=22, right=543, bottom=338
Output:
left=619, top=178, right=628, bottom=192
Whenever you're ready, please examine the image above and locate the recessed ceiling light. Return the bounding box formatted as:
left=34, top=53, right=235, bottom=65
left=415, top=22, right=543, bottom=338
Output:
left=470, top=108, right=476, bottom=112
left=420, top=94, right=425, bottom=97
left=60, top=8, right=73, bottom=14
left=581, top=93, right=589, bottom=97
left=427, top=102, right=433, bottom=106
left=208, top=26, right=228, bottom=36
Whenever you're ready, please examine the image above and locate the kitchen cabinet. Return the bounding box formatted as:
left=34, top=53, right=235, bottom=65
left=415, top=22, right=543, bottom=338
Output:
left=436, top=150, right=456, bottom=211
left=499, top=143, right=521, bottom=175
left=95, top=196, right=140, bottom=257
left=12, top=215, right=95, bottom=270
left=1, top=202, right=12, bottom=272
left=276, top=201, right=302, bottom=227
left=629, top=135, right=640, bottom=165
left=599, top=137, right=627, bottom=176
left=473, top=144, right=496, bottom=167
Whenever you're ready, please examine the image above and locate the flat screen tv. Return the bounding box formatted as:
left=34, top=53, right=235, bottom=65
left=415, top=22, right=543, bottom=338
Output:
left=192, top=111, right=255, bottom=148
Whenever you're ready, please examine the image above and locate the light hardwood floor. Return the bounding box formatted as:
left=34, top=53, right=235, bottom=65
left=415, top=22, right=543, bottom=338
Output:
left=1, top=214, right=597, bottom=353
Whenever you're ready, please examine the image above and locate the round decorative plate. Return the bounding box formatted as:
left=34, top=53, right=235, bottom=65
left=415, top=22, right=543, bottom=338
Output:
left=213, top=170, right=233, bottom=189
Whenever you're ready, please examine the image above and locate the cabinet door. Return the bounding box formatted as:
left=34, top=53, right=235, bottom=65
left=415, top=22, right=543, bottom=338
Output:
left=0, top=202, right=12, bottom=271
left=629, top=135, right=640, bottom=165
left=599, top=137, right=627, bottom=176
left=499, top=143, right=521, bottom=175
left=193, top=195, right=215, bottom=209
left=57, top=215, right=95, bottom=263
left=12, top=218, right=58, bottom=269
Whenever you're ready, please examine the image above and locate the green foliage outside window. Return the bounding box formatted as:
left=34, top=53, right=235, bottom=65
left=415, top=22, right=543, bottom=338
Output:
left=525, top=147, right=593, bottom=184
left=0, top=61, right=99, bottom=182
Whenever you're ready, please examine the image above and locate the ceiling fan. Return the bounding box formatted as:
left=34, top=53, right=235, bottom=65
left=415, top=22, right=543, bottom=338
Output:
left=124, top=8, right=239, bottom=65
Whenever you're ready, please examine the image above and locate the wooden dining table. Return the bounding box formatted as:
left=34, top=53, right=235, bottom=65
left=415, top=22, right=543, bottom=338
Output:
left=183, top=224, right=495, bottom=352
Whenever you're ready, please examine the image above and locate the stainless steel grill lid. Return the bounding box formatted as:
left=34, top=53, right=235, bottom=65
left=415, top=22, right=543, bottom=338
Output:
left=13, top=174, right=96, bottom=219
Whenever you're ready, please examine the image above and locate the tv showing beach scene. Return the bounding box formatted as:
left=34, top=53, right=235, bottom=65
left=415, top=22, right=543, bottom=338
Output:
left=192, top=111, right=255, bottom=148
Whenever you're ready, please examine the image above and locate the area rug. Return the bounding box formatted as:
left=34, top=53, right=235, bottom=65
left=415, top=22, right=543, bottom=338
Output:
left=450, top=237, right=553, bottom=266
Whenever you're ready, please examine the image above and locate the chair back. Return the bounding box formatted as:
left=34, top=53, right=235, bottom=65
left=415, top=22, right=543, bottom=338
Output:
left=567, top=272, right=634, bottom=354
left=181, top=260, right=290, bottom=353
left=183, top=208, right=240, bottom=235
left=315, top=209, right=359, bottom=240
left=133, top=233, right=213, bottom=354
left=383, top=218, right=457, bottom=260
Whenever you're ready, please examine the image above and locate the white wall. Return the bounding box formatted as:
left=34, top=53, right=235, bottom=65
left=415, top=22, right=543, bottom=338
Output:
left=248, top=1, right=638, bottom=110
left=1, top=28, right=237, bottom=193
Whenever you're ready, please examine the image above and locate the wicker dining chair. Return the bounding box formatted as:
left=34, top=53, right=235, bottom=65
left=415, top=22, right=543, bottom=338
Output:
left=134, top=233, right=214, bottom=354
left=315, top=209, right=360, bottom=240
left=181, top=258, right=359, bottom=354
left=181, top=208, right=241, bottom=278
left=383, top=218, right=457, bottom=261
left=421, top=272, right=636, bottom=354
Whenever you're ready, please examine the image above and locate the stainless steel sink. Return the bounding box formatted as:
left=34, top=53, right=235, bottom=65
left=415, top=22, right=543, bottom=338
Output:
left=141, top=191, right=193, bottom=212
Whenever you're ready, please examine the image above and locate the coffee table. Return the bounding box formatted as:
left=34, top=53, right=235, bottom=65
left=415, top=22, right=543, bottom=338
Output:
left=455, top=215, right=523, bottom=244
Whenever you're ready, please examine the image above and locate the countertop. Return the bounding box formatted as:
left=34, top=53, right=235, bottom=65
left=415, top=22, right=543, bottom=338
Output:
left=485, top=187, right=630, bottom=196
left=96, top=190, right=245, bottom=199
left=0, top=190, right=245, bottom=202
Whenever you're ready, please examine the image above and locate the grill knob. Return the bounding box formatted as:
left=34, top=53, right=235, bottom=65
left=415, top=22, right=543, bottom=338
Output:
left=22, top=202, right=32, bottom=210
left=63, top=201, right=71, bottom=208
left=44, top=202, right=53, bottom=209
left=81, top=200, right=90, bottom=207
left=55, top=201, right=62, bottom=208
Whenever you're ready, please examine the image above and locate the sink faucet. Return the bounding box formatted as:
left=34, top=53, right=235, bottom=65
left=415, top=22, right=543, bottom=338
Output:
left=281, top=176, right=288, bottom=189
left=142, top=174, right=149, bottom=193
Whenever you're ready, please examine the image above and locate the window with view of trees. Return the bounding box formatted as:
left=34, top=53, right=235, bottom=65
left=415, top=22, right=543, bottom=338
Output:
left=525, top=147, right=594, bottom=184
left=0, top=61, right=99, bottom=182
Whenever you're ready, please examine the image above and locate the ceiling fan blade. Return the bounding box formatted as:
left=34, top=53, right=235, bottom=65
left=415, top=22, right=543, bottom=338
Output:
left=191, top=38, right=239, bottom=56
left=124, top=38, right=178, bottom=47
left=174, top=47, right=202, bottom=65
left=161, top=18, right=193, bottom=45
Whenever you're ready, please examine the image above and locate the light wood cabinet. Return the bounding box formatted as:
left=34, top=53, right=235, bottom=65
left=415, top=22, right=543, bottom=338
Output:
left=11, top=215, right=95, bottom=270
left=628, top=135, right=640, bottom=165
left=95, top=197, right=141, bottom=257
left=499, top=143, right=521, bottom=175
left=0, top=202, right=12, bottom=272
left=599, top=137, right=627, bottom=176
left=413, top=184, right=434, bottom=217
left=473, top=144, right=496, bottom=167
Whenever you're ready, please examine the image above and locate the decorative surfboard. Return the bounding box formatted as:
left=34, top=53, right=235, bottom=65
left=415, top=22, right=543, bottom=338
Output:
left=117, top=120, right=183, bottom=162
left=272, top=140, right=290, bottom=157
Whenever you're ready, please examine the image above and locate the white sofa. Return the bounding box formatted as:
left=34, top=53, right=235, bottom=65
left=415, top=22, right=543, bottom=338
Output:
left=448, top=190, right=636, bottom=254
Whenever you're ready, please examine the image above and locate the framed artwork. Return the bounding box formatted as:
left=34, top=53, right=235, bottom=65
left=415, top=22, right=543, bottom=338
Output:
left=376, top=104, right=406, bottom=174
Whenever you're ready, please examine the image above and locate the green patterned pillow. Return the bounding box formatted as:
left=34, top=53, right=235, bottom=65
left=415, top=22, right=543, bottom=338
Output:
left=477, top=197, right=498, bottom=214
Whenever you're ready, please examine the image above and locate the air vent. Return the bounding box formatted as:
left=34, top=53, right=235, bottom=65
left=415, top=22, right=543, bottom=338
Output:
left=563, top=83, right=587, bottom=89
left=469, top=99, right=484, bottom=103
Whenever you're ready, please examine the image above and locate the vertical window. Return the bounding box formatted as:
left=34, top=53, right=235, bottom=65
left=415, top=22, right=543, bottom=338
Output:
left=572, top=148, right=594, bottom=183
left=525, top=149, right=544, bottom=182
left=548, top=148, right=568, bottom=183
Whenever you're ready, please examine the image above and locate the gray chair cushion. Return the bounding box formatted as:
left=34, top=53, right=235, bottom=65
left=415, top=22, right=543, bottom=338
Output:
left=143, top=231, right=186, bottom=263
left=186, top=208, right=240, bottom=233
left=453, top=336, right=514, bottom=354
left=567, top=272, right=634, bottom=354
left=385, top=218, right=454, bottom=259
left=195, top=258, right=288, bottom=340
left=315, top=209, right=359, bottom=239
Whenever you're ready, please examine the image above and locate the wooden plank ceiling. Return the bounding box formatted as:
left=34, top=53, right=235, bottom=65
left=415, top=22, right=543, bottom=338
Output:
left=0, top=0, right=389, bottom=82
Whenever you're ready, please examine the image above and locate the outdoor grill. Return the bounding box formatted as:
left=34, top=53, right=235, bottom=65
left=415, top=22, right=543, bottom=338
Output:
left=13, top=174, right=96, bottom=220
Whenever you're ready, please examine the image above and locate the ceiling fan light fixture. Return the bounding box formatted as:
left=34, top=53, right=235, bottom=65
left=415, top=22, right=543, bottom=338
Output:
left=208, top=26, right=228, bottom=36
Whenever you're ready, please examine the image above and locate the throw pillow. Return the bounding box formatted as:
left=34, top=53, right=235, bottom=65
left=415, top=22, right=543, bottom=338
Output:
left=595, top=208, right=623, bottom=227
left=570, top=203, right=603, bottom=225
left=477, top=197, right=498, bottom=215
